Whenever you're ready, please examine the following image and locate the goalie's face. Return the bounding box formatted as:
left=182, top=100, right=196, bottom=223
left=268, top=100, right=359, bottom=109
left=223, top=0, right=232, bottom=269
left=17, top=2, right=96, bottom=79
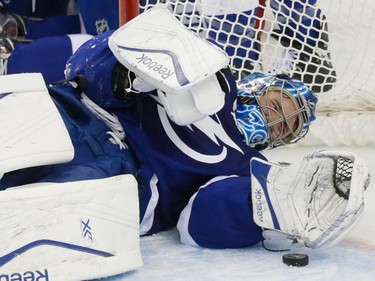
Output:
left=259, top=89, right=300, bottom=144
left=236, top=90, right=301, bottom=149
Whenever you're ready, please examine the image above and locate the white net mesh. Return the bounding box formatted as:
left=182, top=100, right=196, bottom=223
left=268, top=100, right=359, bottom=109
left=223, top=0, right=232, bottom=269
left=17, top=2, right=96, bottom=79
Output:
left=138, top=0, right=375, bottom=145
left=316, top=1, right=375, bottom=113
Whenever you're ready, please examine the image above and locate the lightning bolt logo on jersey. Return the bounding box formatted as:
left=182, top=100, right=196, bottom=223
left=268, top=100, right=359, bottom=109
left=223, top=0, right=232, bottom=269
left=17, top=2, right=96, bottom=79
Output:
left=158, top=103, right=244, bottom=164
left=114, top=85, right=266, bottom=235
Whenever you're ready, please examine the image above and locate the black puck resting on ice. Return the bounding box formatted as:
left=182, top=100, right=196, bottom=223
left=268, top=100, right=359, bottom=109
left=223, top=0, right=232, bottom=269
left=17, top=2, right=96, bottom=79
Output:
left=282, top=253, right=309, bottom=267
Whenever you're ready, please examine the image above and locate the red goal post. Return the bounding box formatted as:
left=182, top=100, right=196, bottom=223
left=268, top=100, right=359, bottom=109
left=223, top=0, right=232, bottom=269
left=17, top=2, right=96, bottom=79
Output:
left=122, top=0, right=375, bottom=146
left=119, top=0, right=140, bottom=26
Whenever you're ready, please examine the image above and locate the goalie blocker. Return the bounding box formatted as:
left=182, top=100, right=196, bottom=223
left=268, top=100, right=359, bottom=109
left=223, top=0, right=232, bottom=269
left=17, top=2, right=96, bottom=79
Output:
left=108, top=4, right=231, bottom=125
left=251, top=150, right=370, bottom=249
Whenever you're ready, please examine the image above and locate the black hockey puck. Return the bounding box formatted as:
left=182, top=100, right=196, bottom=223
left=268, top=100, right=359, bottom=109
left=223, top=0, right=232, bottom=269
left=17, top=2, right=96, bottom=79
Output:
left=282, top=253, right=309, bottom=267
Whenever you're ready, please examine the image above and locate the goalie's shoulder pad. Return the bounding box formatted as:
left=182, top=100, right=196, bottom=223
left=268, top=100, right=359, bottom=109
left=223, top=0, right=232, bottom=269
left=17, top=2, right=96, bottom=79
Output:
left=108, top=4, right=230, bottom=125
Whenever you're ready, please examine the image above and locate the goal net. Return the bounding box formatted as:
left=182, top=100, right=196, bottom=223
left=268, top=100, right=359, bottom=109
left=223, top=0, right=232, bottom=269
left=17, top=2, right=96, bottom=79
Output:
left=134, top=0, right=375, bottom=146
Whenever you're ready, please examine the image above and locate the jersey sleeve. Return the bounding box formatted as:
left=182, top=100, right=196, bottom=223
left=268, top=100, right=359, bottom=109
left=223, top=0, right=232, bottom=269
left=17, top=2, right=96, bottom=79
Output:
left=177, top=175, right=263, bottom=249
left=7, top=35, right=88, bottom=83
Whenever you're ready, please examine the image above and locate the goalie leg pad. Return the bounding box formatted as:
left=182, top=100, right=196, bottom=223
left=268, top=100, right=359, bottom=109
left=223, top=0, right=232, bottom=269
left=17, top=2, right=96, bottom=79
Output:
left=0, top=73, right=74, bottom=179
left=0, top=174, right=142, bottom=280
left=250, top=150, right=370, bottom=249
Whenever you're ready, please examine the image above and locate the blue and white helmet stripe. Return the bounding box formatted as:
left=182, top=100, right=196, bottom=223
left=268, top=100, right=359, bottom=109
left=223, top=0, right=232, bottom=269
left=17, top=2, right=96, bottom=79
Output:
left=236, top=92, right=270, bottom=148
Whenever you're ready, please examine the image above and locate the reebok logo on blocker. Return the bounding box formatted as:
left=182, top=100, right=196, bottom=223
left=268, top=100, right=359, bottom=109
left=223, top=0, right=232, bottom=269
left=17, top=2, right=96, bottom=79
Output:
left=136, top=53, right=174, bottom=80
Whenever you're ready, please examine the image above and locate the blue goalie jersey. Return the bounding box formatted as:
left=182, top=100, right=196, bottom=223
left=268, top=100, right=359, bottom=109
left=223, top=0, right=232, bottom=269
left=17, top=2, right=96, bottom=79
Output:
left=64, top=31, right=268, bottom=248
left=111, top=81, right=266, bottom=242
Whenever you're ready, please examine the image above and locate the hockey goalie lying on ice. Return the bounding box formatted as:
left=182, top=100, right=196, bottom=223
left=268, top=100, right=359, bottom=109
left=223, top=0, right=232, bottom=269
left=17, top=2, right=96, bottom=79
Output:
left=0, top=4, right=370, bottom=281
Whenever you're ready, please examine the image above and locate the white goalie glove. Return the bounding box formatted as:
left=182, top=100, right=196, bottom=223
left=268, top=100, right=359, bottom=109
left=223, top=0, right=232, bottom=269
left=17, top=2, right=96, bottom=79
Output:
left=250, top=150, right=370, bottom=249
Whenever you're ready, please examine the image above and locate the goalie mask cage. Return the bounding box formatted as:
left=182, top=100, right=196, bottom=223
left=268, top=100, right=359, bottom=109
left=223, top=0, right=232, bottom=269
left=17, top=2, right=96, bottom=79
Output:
left=125, top=0, right=375, bottom=146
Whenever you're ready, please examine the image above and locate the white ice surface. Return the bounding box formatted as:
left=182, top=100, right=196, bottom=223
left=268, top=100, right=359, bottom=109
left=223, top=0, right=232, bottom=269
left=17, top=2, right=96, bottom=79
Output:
left=103, top=145, right=375, bottom=281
